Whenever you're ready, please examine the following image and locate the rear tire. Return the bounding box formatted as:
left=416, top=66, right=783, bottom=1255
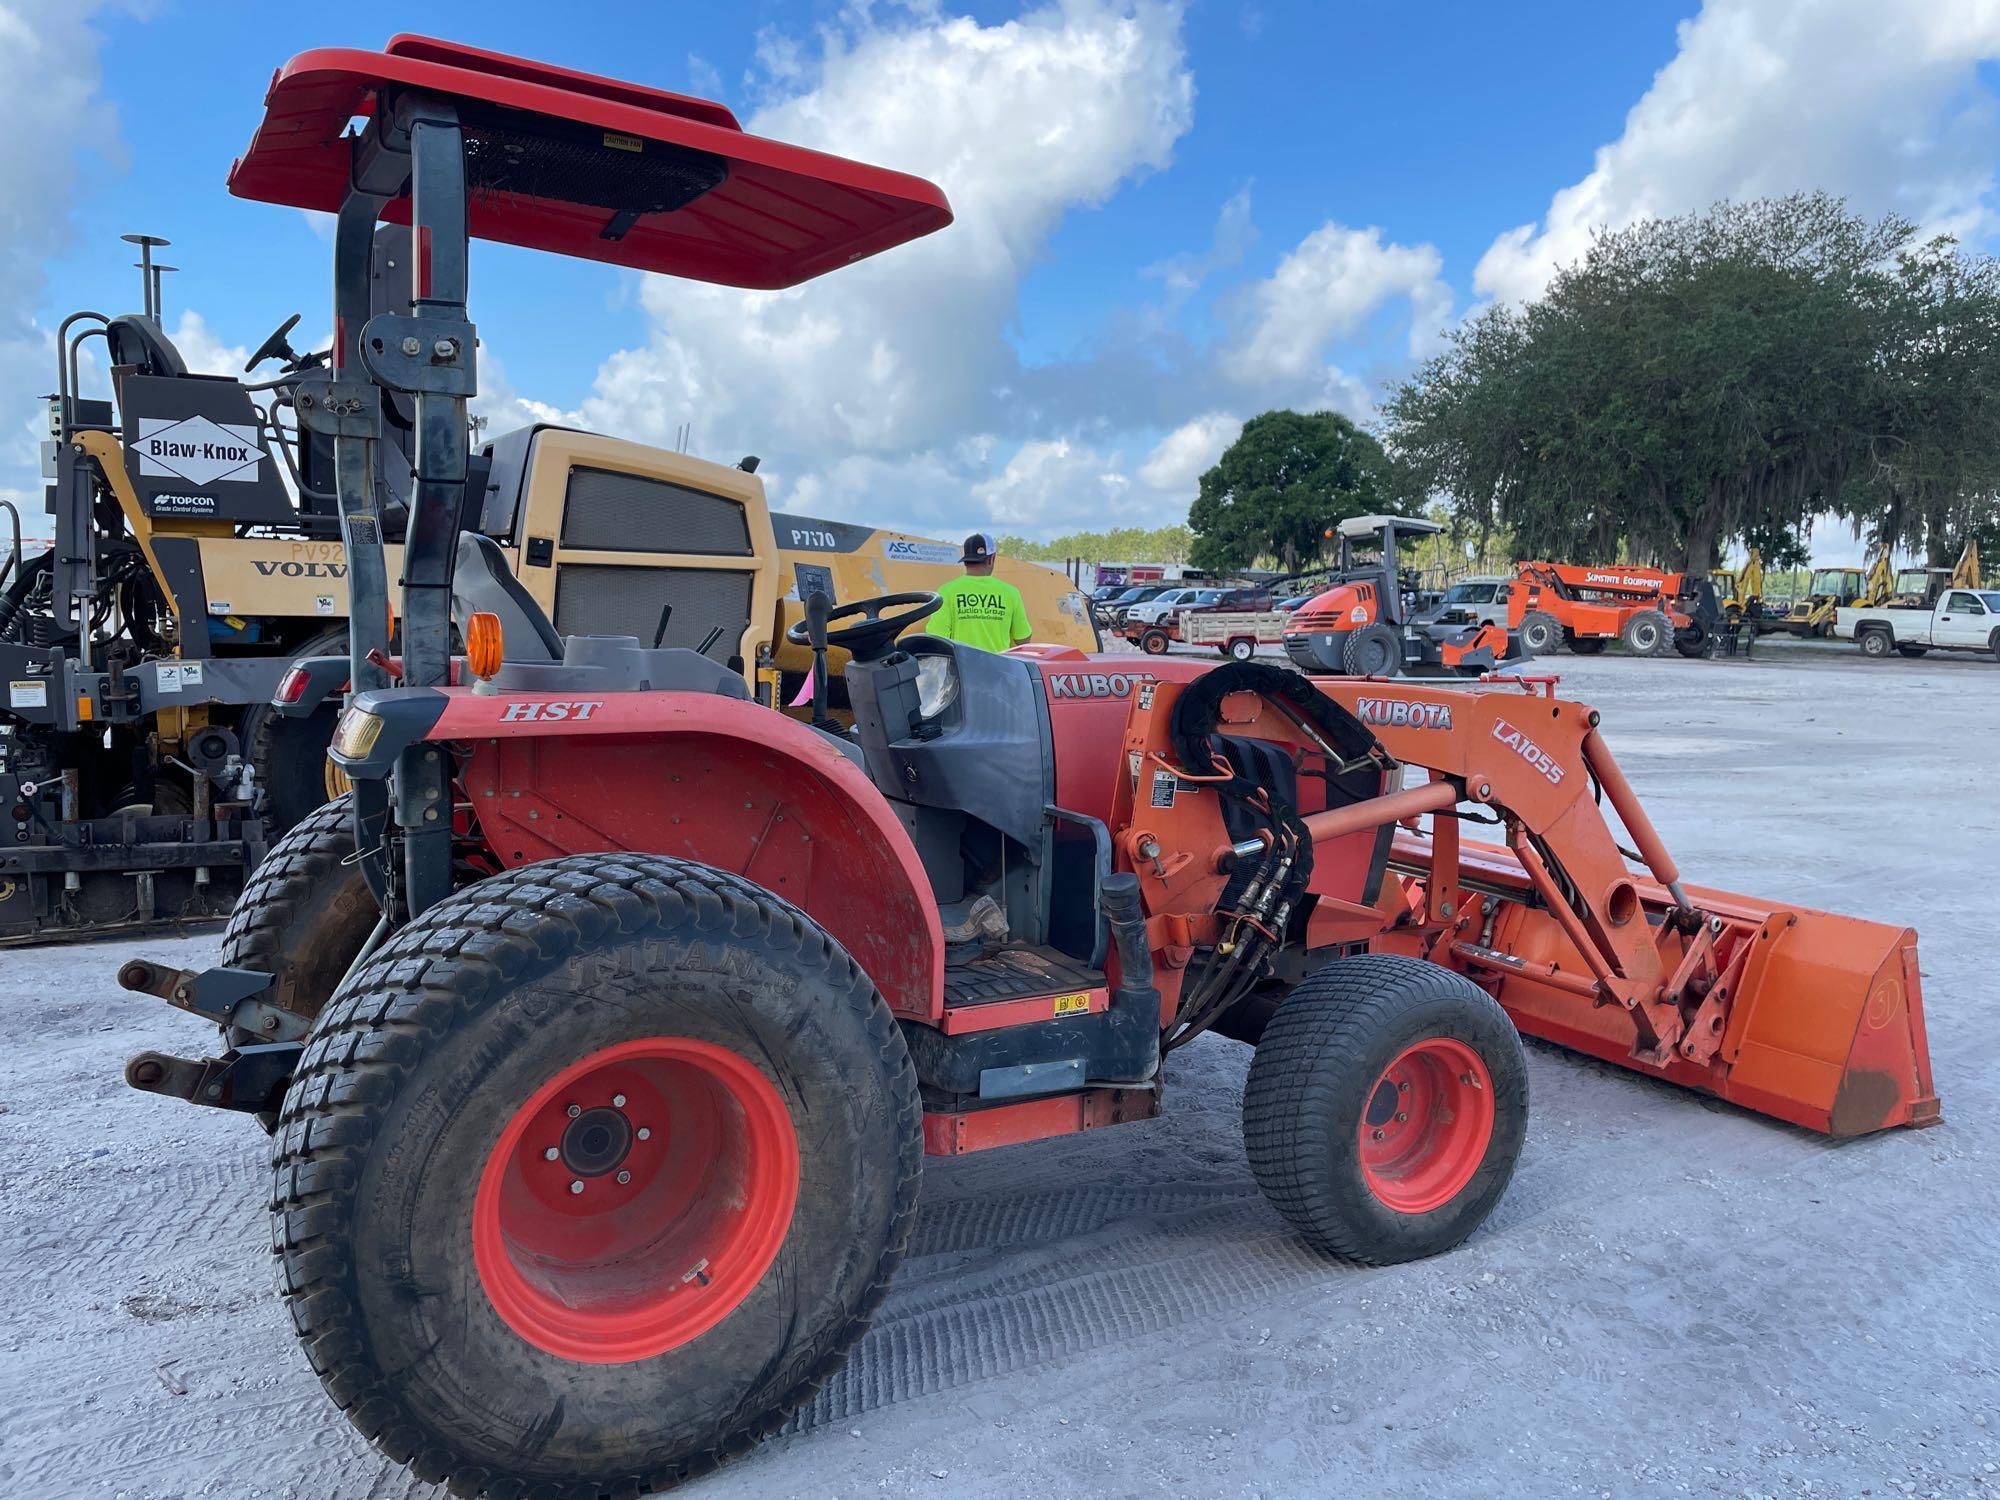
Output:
left=1858, top=628, right=1893, bottom=658
left=1243, top=954, right=1526, bottom=1264
left=1517, top=610, right=1561, bottom=654
left=1343, top=623, right=1402, bottom=677
left=271, top=854, right=921, bottom=1498
left=1227, top=637, right=1256, bottom=662
left=1620, top=609, right=1670, bottom=656
left=1140, top=627, right=1170, bottom=655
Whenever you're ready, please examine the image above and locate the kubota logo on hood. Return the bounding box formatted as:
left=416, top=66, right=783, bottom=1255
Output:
left=1048, top=670, right=1155, bottom=699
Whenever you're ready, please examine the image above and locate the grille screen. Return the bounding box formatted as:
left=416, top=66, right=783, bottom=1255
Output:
left=554, top=565, right=752, bottom=662
left=561, top=467, right=754, bottom=556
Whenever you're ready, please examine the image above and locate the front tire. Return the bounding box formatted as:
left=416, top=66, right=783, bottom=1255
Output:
left=1517, top=610, right=1561, bottom=654
left=1243, top=954, right=1527, bottom=1264
left=1139, top=627, right=1170, bottom=655
left=1343, top=623, right=1402, bottom=677
left=271, top=854, right=921, bottom=1497
left=217, top=794, right=376, bottom=1046
left=1620, top=609, right=1670, bottom=656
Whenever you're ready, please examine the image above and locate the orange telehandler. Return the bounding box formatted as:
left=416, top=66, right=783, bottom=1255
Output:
left=112, top=37, right=1938, bottom=1497
left=1508, top=560, right=1708, bottom=656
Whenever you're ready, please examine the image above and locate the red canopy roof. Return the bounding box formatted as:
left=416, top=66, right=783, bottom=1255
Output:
left=227, top=35, right=953, bottom=290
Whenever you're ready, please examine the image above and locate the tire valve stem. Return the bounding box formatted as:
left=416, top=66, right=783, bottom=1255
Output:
left=682, top=1259, right=711, bottom=1288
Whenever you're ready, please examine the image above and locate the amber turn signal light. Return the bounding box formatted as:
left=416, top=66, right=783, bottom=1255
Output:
left=465, top=611, right=504, bottom=681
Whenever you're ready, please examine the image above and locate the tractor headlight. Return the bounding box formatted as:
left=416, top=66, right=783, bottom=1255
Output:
left=331, top=706, right=384, bottom=760
left=914, top=654, right=958, bottom=721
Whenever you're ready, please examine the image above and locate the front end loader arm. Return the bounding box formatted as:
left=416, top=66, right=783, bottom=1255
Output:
left=1120, top=673, right=1937, bottom=1138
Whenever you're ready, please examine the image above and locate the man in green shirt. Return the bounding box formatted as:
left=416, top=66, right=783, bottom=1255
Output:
left=931, top=532, right=1031, bottom=653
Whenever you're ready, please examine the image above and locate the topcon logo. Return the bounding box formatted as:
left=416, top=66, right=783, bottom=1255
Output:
left=1492, top=718, right=1564, bottom=784
left=1355, top=697, right=1453, bottom=730
left=1048, top=671, right=1155, bottom=700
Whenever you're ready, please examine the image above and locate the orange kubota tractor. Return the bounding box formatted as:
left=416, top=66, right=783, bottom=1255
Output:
left=116, top=39, right=1938, bottom=1498
left=1284, top=515, right=1527, bottom=676
left=1508, top=560, right=1708, bottom=657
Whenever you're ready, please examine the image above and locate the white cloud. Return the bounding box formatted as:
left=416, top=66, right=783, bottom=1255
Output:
left=1221, top=222, right=1450, bottom=386
left=565, top=0, right=1194, bottom=530
left=1136, top=410, right=1241, bottom=493
left=971, top=437, right=1133, bottom=527
left=1145, top=185, right=1256, bottom=307
left=0, top=0, right=122, bottom=501
left=1475, top=0, right=2000, bottom=303
left=165, top=311, right=249, bottom=377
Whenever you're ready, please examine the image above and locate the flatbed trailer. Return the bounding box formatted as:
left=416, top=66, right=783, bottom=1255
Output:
left=1143, top=608, right=1290, bottom=659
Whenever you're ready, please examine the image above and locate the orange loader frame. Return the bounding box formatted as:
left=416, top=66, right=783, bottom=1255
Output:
left=1114, top=671, right=1936, bottom=1137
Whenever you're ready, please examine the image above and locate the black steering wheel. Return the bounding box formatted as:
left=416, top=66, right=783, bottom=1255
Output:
left=786, top=591, right=942, bottom=662
left=246, top=312, right=303, bottom=373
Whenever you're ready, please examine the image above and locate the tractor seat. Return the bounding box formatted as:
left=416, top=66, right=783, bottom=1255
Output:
left=453, top=532, right=564, bottom=660
left=105, top=314, right=189, bottom=378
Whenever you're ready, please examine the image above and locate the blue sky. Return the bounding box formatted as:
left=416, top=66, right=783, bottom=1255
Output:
left=8, top=0, right=2000, bottom=565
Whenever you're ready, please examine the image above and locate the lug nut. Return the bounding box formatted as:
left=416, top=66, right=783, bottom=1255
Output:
left=569, top=1180, right=584, bottom=1195
left=543, top=1147, right=559, bottom=1161
left=611, top=1094, right=626, bottom=1108
left=1372, top=1128, right=1385, bottom=1141
left=566, top=1103, right=581, bottom=1118
left=616, top=1170, right=631, bottom=1185
left=636, top=1127, right=651, bottom=1141
left=1397, top=1081, right=1409, bottom=1092
left=1396, top=1112, right=1408, bottom=1123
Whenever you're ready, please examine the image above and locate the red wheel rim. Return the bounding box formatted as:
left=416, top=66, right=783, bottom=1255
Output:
left=473, top=1037, right=799, bottom=1364
left=1357, top=1037, right=1494, bottom=1213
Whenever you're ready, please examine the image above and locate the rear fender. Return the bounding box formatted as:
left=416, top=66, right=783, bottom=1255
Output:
left=388, top=688, right=944, bottom=1020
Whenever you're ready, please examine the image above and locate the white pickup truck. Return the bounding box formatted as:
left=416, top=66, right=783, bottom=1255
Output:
left=1834, top=588, right=2000, bottom=662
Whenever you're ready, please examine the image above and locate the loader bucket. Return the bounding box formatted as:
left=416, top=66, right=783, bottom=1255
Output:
left=1386, top=835, right=1939, bottom=1136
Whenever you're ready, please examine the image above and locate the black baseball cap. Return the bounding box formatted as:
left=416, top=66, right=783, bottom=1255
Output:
left=962, top=531, right=996, bottom=564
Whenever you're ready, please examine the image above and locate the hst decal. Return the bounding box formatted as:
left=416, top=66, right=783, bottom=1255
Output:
left=499, top=700, right=605, bottom=723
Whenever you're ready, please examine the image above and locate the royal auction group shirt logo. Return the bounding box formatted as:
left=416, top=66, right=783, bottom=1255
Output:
left=134, top=415, right=264, bottom=487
